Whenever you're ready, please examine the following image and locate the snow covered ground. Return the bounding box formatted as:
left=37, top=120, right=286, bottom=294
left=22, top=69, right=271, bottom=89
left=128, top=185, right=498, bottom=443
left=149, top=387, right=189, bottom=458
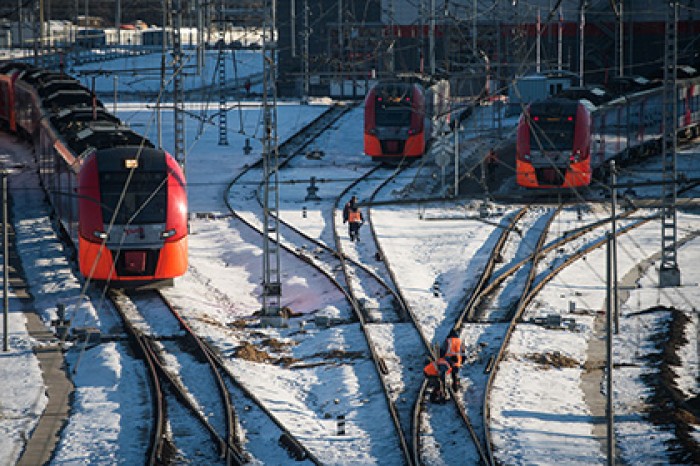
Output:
left=0, top=50, right=698, bottom=465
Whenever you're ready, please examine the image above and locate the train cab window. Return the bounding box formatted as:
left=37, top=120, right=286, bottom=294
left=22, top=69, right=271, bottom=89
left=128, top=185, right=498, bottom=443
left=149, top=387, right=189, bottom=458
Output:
left=529, top=116, right=576, bottom=151
left=99, top=171, right=167, bottom=224
left=375, top=97, right=412, bottom=127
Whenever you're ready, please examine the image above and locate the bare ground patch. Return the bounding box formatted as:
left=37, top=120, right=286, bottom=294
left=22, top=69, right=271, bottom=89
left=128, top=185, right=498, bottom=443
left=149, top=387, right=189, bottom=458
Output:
left=641, top=306, right=699, bottom=465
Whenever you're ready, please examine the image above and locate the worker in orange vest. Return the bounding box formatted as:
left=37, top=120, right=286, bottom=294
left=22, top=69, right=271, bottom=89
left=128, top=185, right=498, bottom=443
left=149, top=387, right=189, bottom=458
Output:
left=347, top=205, right=364, bottom=242
left=441, top=329, right=465, bottom=390
left=423, top=357, right=452, bottom=403
left=342, top=196, right=357, bottom=224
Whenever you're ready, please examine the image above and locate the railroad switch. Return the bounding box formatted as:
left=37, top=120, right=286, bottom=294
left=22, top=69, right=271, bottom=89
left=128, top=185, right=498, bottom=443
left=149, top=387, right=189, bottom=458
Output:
left=50, top=303, right=71, bottom=340
left=529, top=313, right=577, bottom=330
left=305, top=177, right=321, bottom=201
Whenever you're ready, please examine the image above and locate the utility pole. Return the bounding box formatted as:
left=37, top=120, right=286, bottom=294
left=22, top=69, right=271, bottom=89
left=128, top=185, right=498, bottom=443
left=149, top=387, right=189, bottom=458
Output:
left=172, top=0, right=185, bottom=167
left=472, top=0, right=477, bottom=57
left=303, top=0, right=309, bottom=102
left=605, top=232, right=616, bottom=466
left=388, top=0, right=395, bottom=74
left=659, top=1, right=681, bottom=287
left=2, top=171, right=8, bottom=352
left=578, top=0, right=586, bottom=86
left=290, top=0, right=296, bottom=58
left=429, top=0, right=435, bottom=75
left=610, top=161, right=619, bottom=333
left=618, top=0, right=623, bottom=77
left=17, top=0, right=23, bottom=55
left=558, top=7, right=563, bottom=70
left=536, top=8, right=541, bottom=73
left=453, top=123, right=460, bottom=197
left=196, top=0, right=204, bottom=74
left=338, top=0, right=343, bottom=81
left=157, top=0, right=167, bottom=149
left=115, top=0, right=121, bottom=49
left=217, top=0, right=228, bottom=146
left=261, top=0, right=284, bottom=327
left=33, top=0, right=41, bottom=65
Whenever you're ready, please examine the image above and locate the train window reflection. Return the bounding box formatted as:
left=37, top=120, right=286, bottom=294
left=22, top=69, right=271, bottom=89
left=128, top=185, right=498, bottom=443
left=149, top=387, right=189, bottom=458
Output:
left=529, top=119, right=576, bottom=150
left=100, top=172, right=167, bottom=224
left=375, top=105, right=412, bottom=127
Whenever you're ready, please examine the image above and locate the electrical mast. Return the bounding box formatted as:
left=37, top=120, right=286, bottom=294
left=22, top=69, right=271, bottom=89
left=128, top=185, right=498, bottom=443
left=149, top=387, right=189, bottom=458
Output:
left=172, top=0, right=186, bottom=166
left=303, top=0, right=309, bottom=102
left=217, top=0, right=228, bottom=145
left=659, top=1, right=681, bottom=287
left=261, top=0, right=284, bottom=326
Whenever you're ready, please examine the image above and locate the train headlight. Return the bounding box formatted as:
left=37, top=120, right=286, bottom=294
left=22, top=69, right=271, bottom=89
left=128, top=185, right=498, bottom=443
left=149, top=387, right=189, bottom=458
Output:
left=124, top=159, right=139, bottom=169
left=570, top=150, right=581, bottom=163
left=522, top=153, right=531, bottom=161
left=408, top=128, right=416, bottom=135
left=93, top=230, right=108, bottom=240
left=161, top=228, right=176, bottom=239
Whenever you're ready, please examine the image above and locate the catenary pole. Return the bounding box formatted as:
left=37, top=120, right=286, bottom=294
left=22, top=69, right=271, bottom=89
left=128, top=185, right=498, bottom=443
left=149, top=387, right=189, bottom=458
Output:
left=606, top=232, right=616, bottom=465
left=2, top=171, right=8, bottom=352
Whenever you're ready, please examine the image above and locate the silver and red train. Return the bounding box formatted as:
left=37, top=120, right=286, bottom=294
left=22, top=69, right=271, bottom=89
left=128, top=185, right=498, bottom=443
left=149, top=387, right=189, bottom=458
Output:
left=516, top=75, right=700, bottom=188
left=0, top=62, right=188, bottom=287
left=364, top=80, right=450, bottom=162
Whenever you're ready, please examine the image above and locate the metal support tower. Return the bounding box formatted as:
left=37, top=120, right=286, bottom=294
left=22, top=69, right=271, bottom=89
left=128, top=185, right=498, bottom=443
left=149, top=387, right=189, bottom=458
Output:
left=218, top=0, right=228, bottom=145
left=261, top=0, right=284, bottom=326
left=172, top=0, right=186, bottom=166
left=302, top=0, right=309, bottom=102
left=659, top=2, right=681, bottom=287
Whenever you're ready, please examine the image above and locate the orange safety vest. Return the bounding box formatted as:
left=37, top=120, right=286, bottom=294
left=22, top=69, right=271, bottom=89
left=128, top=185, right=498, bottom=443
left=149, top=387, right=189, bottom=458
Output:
left=348, top=210, right=362, bottom=223
left=423, top=358, right=451, bottom=377
left=444, top=337, right=463, bottom=367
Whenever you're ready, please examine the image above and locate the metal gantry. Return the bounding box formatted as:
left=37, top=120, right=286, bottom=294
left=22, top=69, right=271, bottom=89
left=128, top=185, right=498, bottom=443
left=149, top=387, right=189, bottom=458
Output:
left=218, top=0, right=229, bottom=146
left=659, top=1, right=681, bottom=287
left=260, top=0, right=284, bottom=326
left=172, top=0, right=186, bottom=166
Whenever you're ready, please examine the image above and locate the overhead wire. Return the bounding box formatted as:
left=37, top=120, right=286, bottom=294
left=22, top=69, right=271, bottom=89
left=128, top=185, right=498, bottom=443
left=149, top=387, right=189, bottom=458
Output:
left=36, top=1, right=700, bottom=319
left=453, top=0, right=700, bottom=314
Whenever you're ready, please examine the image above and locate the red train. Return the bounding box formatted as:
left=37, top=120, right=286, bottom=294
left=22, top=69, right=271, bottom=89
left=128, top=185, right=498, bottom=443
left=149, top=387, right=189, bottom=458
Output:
left=516, top=98, right=593, bottom=188
left=516, top=75, right=700, bottom=189
left=364, top=80, right=450, bottom=162
left=0, top=62, right=188, bottom=287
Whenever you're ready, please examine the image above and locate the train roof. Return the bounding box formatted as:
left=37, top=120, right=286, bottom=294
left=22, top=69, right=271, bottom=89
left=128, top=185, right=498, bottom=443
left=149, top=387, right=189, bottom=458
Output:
left=37, top=80, right=85, bottom=98
left=42, top=89, right=104, bottom=112
left=20, top=68, right=74, bottom=86
left=528, top=98, right=584, bottom=115
left=50, top=108, right=122, bottom=135
left=63, top=124, right=154, bottom=158
left=554, top=86, right=613, bottom=106
left=0, top=62, right=34, bottom=75
left=370, top=81, right=422, bottom=99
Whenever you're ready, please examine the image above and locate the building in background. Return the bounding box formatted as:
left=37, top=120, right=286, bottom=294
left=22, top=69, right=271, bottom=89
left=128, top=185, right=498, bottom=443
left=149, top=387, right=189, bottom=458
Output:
left=1, top=1, right=699, bottom=99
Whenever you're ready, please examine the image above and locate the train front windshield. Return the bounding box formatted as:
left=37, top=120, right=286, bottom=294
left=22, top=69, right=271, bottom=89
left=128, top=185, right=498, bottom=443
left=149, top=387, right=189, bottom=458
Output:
left=375, top=97, right=412, bottom=127
left=529, top=116, right=576, bottom=151
left=99, top=171, right=168, bottom=225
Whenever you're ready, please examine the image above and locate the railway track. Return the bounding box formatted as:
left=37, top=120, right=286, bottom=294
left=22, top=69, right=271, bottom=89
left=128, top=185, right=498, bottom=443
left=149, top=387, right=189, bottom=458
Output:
left=435, top=202, right=658, bottom=464
left=218, top=98, right=693, bottom=464
left=225, top=103, right=418, bottom=462
left=108, top=289, right=246, bottom=465
left=109, top=289, right=321, bottom=464
left=400, top=205, right=532, bottom=466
